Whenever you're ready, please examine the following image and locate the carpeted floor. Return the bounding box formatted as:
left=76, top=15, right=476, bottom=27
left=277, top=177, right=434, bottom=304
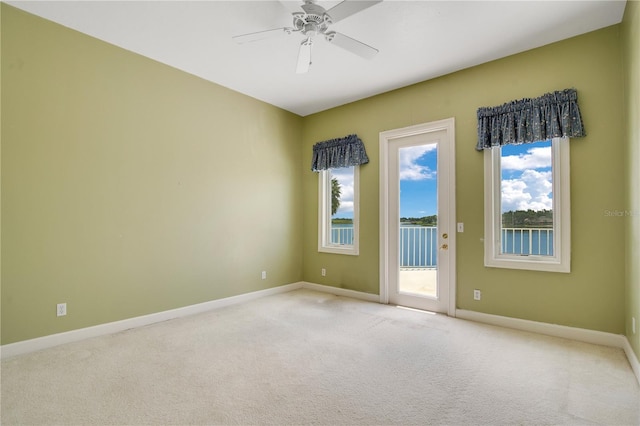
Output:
left=2, top=289, right=639, bottom=425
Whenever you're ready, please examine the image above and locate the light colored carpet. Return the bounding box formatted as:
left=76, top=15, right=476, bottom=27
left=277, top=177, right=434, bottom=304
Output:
left=2, top=289, right=639, bottom=425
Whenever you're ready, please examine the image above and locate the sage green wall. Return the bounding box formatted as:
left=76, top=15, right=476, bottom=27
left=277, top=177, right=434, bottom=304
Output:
left=302, top=26, right=626, bottom=334
left=623, top=0, right=640, bottom=362
left=2, top=3, right=634, bottom=347
left=1, top=5, right=303, bottom=345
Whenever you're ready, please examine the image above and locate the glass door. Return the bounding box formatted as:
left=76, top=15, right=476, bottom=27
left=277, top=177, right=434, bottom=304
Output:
left=387, top=129, right=451, bottom=313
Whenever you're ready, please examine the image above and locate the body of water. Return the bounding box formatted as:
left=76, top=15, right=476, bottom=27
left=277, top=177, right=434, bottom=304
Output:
left=332, top=224, right=554, bottom=267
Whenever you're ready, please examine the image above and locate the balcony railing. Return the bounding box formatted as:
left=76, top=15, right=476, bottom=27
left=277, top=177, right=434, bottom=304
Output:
left=331, top=225, right=438, bottom=268
left=399, top=226, right=438, bottom=268
left=331, top=226, right=354, bottom=245
left=331, top=225, right=554, bottom=267
left=501, top=227, right=554, bottom=256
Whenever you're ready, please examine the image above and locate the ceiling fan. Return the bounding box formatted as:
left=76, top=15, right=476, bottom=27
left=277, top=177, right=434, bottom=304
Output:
left=232, top=0, right=382, bottom=74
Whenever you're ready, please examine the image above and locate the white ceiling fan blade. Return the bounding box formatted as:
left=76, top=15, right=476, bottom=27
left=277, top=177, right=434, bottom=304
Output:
left=278, top=0, right=304, bottom=15
left=232, top=27, right=293, bottom=44
left=326, top=0, right=382, bottom=23
left=296, top=38, right=312, bottom=74
left=326, top=31, right=378, bottom=60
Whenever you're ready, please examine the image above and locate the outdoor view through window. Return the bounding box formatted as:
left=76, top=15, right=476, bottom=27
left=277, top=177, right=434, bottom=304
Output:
left=500, top=139, right=553, bottom=256
left=329, top=167, right=355, bottom=245
left=399, top=144, right=438, bottom=268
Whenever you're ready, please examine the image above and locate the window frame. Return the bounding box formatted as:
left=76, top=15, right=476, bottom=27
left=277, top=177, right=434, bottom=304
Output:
left=318, top=166, right=360, bottom=256
left=484, top=137, right=571, bottom=273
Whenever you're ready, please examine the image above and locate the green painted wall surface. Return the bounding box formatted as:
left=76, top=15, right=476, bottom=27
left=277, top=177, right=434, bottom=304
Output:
left=302, top=26, right=626, bottom=334
left=623, top=0, right=640, bottom=362
left=2, top=3, right=635, bottom=347
left=1, top=5, right=303, bottom=344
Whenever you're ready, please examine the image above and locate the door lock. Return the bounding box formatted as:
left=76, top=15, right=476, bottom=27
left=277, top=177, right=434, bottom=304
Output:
left=442, top=233, right=448, bottom=239
left=440, top=244, right=448, bottom=250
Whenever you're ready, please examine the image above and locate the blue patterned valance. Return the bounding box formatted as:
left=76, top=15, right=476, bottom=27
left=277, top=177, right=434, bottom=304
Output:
left=476, top=88, right=586, bottom=150
left=311, top=134, right=369, bottom=171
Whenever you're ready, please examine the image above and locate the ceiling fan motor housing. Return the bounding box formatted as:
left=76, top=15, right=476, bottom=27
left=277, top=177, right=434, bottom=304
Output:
left=293, top=12, right=330, bottom=37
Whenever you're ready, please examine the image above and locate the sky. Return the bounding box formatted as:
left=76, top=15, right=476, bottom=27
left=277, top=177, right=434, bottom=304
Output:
left=331, top=167, right=355, bottom=218
left=500, top=140, right=552, bottom=213
left=331, top=139, right=553, bottom=220
left=396, top=139, right=553, bottom=218
left=399, top=144, right=438, bottom=218
left=331, top=144, right=439, bottom=220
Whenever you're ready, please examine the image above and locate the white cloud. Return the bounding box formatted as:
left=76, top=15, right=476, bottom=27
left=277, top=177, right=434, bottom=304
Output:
left=331, top=168, right=354, bottom=216
left=399, top=145, right=437, bottom=181
left=501, top=146, right=551, bottom=171
left=501, top=169, right=552, bottom=212
left=499, top=145, right=553, bottom=212
left=336, top=201, right=354, bottom=215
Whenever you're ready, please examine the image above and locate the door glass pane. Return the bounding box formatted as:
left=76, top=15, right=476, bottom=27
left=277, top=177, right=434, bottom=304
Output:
left=499, top=140, right=553, bottom=256
left=398, top=143, right=438, bottom=298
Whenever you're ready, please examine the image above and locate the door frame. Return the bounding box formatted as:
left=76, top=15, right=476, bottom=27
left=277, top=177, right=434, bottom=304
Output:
left=379, top=118, right=456, bottom=316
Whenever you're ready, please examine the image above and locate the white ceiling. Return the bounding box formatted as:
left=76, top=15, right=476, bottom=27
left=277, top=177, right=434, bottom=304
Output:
left=6, top=0, right=627, bottom=116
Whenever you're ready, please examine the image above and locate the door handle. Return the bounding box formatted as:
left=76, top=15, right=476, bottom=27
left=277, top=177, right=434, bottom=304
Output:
left=440, top=244, right=448, bottom=250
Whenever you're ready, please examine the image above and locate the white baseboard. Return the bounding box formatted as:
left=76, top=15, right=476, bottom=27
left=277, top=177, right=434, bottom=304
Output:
left=4, top=282, right=639, bottom=387
left=621, top=337, right=640, bottom=386
left=300, top=281, right=380, bottom=303
left=302, top=290, right=640, bottom=386
left=455, top=309, right=624, bottom=347
left=0, top=282, right=304, bottom=359
left=456, top=309, right=640, bottom=385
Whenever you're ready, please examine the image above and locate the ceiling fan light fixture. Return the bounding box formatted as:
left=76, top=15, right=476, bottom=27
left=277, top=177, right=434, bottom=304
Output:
left=302, top=22, right=318, bottom=37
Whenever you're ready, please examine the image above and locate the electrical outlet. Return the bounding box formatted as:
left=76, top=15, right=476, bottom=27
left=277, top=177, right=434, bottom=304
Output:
left=473, top=290, right=481, bottom=301
left=57, top=303, right=67, bottom=317
left=321, top=268, right=326, bottom=277
left=261, top=271, right=267, bottom=280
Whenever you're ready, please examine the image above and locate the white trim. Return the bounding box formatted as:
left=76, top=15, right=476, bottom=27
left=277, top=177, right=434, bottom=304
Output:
left=379, top=130, right=390, bottom=305
left=379, top=118, right=456, bottom=315
left=622, top=337, right=640, bottom=386
left=447, top=124, right=457, bottom=317
left=456, top=308, right=639, bottom=385
left=3, top=281, right=638, bottom=386
left=300, top=281, right=380, bottom=303
left=456, top=309, right=622, bottom=346
left=318, top=167, right=360, bottom=256
left=0, top=282, right=303, bottom=359
left=483, top=138, right=571, bottom=273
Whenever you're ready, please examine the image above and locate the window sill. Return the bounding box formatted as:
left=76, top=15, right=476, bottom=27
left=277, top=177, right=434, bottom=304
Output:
left=484, top=256, right=570, bottom=273
left=318, top=245, right=359, bottom=256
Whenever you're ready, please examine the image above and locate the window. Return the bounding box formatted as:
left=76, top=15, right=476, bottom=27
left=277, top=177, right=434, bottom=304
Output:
left=484, top=137, right=570, bottom=272
left=318, top=166, right=359, bottom=255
